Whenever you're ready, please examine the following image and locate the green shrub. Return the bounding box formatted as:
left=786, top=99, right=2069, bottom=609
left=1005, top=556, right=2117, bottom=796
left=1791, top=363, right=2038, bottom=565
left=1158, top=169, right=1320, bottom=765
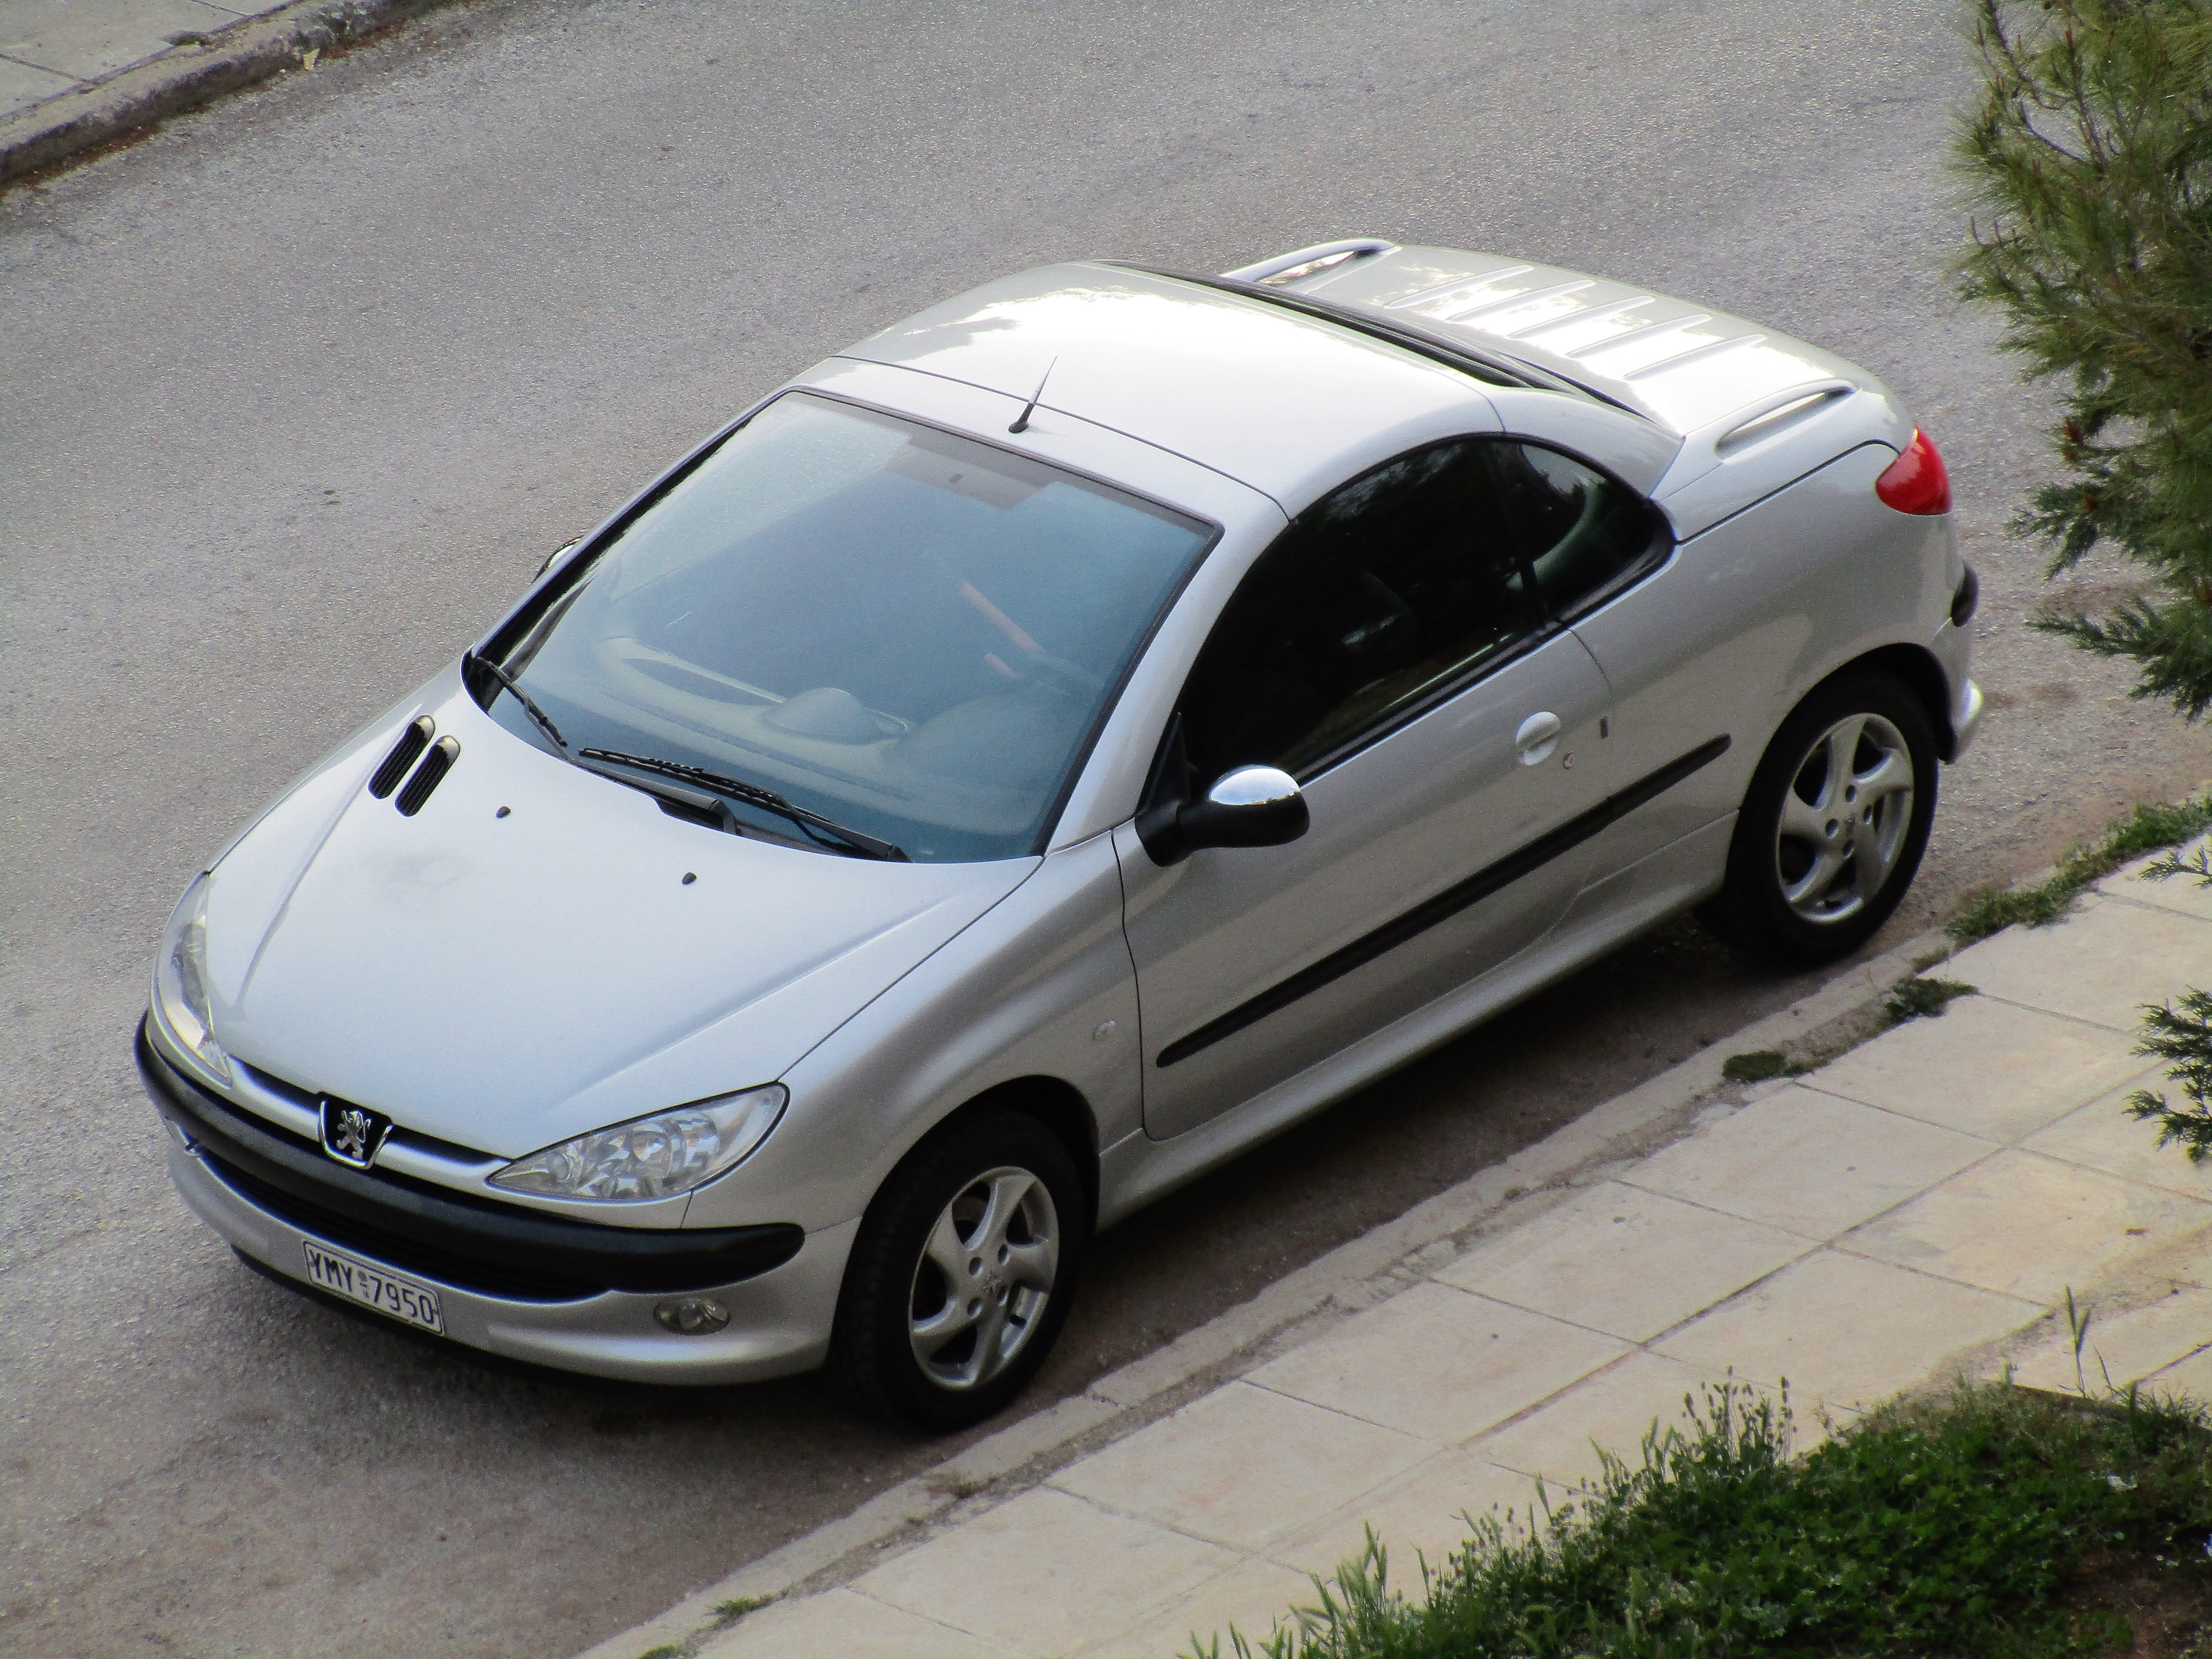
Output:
left=1955, top=0, right=2212, bottom=720
left=2128, top=977, right=2212, bottom=1164
left=2124, top=843, right=2212, bottom=1162
left=1201, top=1382, right=2212, bottom=1659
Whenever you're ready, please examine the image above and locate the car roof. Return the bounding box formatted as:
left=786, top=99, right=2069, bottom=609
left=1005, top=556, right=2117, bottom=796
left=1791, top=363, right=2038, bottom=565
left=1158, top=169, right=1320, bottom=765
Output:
left=1294, top=245, right=1875, bottom=439
left=836, top=263, right=1504, bottom=509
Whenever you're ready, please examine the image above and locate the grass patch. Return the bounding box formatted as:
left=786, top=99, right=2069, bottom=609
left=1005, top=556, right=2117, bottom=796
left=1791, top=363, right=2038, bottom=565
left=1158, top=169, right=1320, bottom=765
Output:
left=711, top=1593, right=775, bottom=1624
left=1721, top=1050, right=1804, bottom=1084
left=635, top=1647, right=686, bottom=1659
left=1950, top=794, right=2212, bottom=944
left=1885, top=975, right=1978, bottom=1024
left=1206, top=1381, right=2212, bottom=1659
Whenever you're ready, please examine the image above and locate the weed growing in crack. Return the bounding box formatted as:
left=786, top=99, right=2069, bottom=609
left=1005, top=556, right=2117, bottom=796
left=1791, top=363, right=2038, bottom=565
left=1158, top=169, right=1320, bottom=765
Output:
left=1720, top=1050, right=1803, bottom=1084
left=1885, top=976, right=1977, bottom=1024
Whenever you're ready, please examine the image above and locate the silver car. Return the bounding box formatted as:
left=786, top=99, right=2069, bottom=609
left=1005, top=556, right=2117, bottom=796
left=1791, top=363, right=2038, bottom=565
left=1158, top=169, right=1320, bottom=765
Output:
left=139, top=240, right=1981, bottom=1429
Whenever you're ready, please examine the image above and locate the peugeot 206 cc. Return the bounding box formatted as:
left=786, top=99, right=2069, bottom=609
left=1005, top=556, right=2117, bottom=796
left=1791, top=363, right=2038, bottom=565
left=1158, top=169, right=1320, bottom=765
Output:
left=139, top=240, right=1981, bottom=1429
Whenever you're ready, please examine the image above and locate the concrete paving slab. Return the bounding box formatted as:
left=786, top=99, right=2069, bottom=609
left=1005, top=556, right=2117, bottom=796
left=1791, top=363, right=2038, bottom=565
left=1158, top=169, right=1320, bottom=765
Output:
left=695, top=1589, right=1019, bottom=1659
left=1947, top=896, right=2212, bottom=1032
left=2008, top=1285, right=2212, bottom=1394
left=1656, top=1249, right=2037, bottom=1410
left=1813, top=995, right=2147, bottom=1144
left=1623, top=1086, right=1989, bottom=1239
left=1474, top=1352, right=1744, bottom=1494
left=1436, top=1182, right=1810, bottom=1342
left=2024, top=1073, right=2212, bottom=1200
left=1268, top=1449, right=1538, bottom=1580
left=1844, top=1149, right=2212, bottom=1304
left=0, top=51, right=75, bottom=116
left=1051, top=1380, right=1431, bottom=1553
left=1250, top=1281, right=1630, bottom=1446
left=2145, top=1346, right=2212, bottom=1404
left=2109, top=839, right=2212, bottom=923
left=1074, top=1556, right=1316, bottom=1659
left=852, top=1487, right=1235, bottom=1658
left=0, top=0, right=245, bottom=81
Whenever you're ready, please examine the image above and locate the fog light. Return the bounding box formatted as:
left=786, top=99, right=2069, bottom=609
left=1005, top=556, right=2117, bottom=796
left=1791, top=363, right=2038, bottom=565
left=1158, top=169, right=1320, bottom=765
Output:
left=654, top=1296, right=730, bottom=1335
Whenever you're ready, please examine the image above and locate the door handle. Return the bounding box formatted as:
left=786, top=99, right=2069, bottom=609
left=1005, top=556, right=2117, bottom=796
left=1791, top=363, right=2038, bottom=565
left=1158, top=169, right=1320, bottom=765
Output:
left=1514, top=711, right=1562, bottom=766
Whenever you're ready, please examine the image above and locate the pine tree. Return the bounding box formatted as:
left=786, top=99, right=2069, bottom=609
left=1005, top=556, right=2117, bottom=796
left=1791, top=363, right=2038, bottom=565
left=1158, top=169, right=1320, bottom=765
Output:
left=1956, top=0, right=2212, bottom=716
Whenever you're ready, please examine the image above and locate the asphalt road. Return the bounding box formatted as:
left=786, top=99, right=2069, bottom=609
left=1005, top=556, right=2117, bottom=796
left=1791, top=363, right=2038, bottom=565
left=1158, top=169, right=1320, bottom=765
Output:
left=4, top=3, right=2207, bottom=1655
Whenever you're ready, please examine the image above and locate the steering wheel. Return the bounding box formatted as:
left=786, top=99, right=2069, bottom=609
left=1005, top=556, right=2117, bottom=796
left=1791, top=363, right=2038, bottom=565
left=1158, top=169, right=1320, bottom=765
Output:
left=1014, top=649, right=1104, bottom=699
left=984, top=644, right=1103, bottom=698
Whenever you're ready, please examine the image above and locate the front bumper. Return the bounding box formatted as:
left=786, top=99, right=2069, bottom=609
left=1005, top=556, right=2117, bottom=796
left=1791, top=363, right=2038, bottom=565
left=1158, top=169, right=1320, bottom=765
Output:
left=139, top=1023, right=852, bottom=1383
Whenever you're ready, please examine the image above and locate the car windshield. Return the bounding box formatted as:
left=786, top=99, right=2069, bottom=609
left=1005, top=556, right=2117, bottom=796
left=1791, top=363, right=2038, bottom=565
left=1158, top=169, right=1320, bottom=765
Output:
left=492, top=392, right=1214, bottom=863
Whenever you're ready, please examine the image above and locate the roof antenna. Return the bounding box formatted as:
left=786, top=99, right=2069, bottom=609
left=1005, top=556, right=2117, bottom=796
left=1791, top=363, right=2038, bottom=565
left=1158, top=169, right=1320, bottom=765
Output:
left=1008, top=358, right=1057, bottom=434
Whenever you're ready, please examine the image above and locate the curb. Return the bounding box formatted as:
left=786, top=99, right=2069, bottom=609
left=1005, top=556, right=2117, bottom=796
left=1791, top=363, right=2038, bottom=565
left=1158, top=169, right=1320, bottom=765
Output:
left=574, top=925, right=1951, bottom=1659
left=0, top=0, right=454, bottom=188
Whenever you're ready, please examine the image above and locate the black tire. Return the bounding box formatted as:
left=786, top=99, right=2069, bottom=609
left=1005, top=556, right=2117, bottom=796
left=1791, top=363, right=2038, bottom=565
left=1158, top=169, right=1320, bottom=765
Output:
left=827, top=1109, right=1086, bottom=1433
left=1701, top=672, right=1939, bottom=967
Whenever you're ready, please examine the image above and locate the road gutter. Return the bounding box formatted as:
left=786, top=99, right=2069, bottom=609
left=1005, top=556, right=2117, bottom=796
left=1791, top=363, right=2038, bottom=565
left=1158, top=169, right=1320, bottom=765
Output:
left=576, top=925, right=1954, bottom=1659
left=0, top=0, right=459, bottom=188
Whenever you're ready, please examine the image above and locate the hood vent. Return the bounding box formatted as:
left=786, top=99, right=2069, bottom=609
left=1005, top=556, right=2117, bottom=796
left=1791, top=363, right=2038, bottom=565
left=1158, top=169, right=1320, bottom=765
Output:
left=395, top=737, right=460, bottom=817
left=368, top=717, right=434, bottom=799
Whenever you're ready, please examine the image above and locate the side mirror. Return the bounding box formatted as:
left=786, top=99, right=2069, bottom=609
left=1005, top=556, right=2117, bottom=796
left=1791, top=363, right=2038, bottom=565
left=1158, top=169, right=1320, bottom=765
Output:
left=1137, top=765, right=1309, bottom=866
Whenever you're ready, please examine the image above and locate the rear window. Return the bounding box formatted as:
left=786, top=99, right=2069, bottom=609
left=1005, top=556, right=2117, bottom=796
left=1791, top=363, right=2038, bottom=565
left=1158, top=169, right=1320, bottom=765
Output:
left=1493, top=443, right=1665, bottom=619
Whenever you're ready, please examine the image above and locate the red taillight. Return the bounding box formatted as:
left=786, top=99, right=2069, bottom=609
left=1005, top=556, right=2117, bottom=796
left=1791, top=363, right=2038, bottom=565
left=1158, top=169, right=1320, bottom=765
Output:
left=1875, top=428, right=1951, bottom=516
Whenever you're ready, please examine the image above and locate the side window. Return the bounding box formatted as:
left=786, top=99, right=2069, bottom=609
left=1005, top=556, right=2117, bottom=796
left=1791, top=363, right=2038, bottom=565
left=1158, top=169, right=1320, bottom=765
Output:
left=1492, top=444, right=1665, bottom=619
left=1177, top=439, right=1543, bottom=784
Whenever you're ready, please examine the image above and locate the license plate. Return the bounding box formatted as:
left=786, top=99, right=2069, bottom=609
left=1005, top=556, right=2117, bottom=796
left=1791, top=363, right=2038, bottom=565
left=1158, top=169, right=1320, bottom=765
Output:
left=301, top=1241, right=445, bottom=1334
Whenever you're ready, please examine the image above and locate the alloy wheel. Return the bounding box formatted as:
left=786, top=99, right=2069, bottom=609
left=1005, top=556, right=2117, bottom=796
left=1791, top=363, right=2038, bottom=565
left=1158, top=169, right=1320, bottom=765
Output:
left=1773, top=711, right=1916, bottom=925
left=907, top=1166, right=1059, bottom=1392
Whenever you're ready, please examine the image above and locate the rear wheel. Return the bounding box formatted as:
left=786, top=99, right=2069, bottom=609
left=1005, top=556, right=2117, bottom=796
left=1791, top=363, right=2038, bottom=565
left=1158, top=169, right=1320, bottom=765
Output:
left=1702, top=673, right=1938, bottom=967
left=827, top=1109, right=1085, bottom=1432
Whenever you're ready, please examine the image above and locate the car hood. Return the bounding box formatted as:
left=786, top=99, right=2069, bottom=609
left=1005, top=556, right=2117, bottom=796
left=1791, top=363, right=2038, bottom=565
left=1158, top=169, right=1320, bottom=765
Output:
left=203, top=676, right=1036, bottom=1158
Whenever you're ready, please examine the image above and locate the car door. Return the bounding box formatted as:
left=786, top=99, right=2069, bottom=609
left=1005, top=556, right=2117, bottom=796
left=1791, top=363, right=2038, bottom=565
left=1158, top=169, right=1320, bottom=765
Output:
left=1113, top=437, right=1616, bottom=1142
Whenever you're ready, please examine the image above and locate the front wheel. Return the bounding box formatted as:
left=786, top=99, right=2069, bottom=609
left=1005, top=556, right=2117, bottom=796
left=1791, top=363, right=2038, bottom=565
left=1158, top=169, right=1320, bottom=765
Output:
left=827, top=1109, right=1085, bottom=1432
left=1702, top=673, right=1938, bottom=967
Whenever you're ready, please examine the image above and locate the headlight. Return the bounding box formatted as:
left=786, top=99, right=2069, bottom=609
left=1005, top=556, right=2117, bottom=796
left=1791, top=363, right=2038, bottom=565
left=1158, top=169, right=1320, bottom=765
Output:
left=487, top=1085, right=788, bottom=1202
left=152, top=873, right=231, bottom=1087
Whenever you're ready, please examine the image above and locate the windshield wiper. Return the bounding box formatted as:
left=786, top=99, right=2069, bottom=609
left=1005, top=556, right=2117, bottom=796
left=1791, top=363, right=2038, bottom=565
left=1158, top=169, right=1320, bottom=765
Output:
left=575, top=760, right=749, bottom=839
left=466, top=661, right=904, bottom=860
left=468, top=652, right=569, bottom=752
left=579, top=748, right=909, bottom=862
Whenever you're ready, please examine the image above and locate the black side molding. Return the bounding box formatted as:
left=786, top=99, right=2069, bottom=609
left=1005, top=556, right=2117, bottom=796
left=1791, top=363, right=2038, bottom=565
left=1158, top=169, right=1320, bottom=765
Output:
left=137, top=1021, right=804, bottom=1299
left=1157, top=736, right=1731, bottom=1068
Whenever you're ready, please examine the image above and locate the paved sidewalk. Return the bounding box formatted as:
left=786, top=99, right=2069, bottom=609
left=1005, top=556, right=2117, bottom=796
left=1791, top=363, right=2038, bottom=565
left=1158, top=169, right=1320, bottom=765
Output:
left=0, top=0, right=288, bottom=115
left=599, top=842, right=2212, bottom=1659
left=0, top=0, right=438, bottom=184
